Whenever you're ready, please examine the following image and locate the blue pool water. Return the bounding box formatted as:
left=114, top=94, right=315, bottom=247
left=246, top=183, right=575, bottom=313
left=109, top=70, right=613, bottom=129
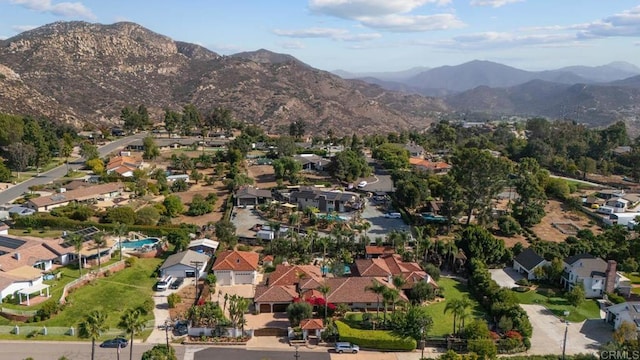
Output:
left=317, top=214, right=348, bottom=221
left=120, top=238, right=160, bottom=249
left=321, top=265, right=351, bottom=275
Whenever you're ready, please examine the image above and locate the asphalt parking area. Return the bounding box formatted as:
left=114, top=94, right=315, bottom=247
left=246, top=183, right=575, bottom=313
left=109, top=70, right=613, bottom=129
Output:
left=361, top=198, right=410, bottom=240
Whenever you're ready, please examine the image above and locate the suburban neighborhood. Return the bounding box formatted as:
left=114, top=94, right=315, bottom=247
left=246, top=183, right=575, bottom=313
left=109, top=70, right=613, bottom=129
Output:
left=0, top=113, right=640, bottom=360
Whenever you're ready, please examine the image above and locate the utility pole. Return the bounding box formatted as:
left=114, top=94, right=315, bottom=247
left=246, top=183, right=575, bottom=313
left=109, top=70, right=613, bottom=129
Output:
left=165, top=319, right=171, bottom=351
left=294, top=344, right=300, bottom=360
left=190, top=261, right=204, bottom=305
left=562, top=320, right=569, bottom=360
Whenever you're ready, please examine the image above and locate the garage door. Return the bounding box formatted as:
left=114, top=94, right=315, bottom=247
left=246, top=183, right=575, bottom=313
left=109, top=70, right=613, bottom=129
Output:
left=259, top=304, right=272, bottom=313
left=185, top=271, right=196, bottom=278
left=235, top=273, right=254, bottom=284
left=273, top=303, right=288, bottom=312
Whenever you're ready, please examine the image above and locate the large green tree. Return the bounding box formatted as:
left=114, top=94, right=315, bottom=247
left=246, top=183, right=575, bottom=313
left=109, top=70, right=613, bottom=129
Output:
left=330, top=149, right=371, bottom=182
left=451, top=148, right=511, bottom=225
left=118, top=308, right=146, bottom=360
left=511, top=158, right=547, bottom=227
left=456, top=225, right=506, bottom=265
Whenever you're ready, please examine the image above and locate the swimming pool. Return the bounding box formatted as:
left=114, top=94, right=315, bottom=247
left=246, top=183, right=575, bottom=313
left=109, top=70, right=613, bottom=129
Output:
left=317, top=214, right=349, bottom=222
left=120, top=238, right=160, bottom=249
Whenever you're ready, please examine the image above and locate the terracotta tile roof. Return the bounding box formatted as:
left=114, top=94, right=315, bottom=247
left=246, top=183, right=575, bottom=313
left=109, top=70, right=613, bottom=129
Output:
left=365, top=246, right=395, bottom=256
left=213, top=250, right=259, bottom=271
left=266, top=264, right=323, bottom=286
left=262, top=255, right=274, bottom=262
left=324, top=277, right=408, bottom=304
left=409, top=158, right=451, bottom=171
left=299, top=277, right=323, bottom=291
left=106, top=156, right=141, bottom=170
left=28, top=182, right=123, bottom=208
left=302, top=289, right=323, bottom=300
left=355, top=254, right=424, bottom=277
left=254, top=284, right=298, bottom=303
left=0, top=238, right=59, bottom=272
left=300, top=318, right=324, bottom=330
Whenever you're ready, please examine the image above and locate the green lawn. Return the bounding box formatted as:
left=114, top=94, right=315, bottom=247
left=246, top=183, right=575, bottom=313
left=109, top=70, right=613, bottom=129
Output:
left=511, top=287, right=600, bottom=322
left=624, top=273, right=640, bottom=284
left=2, top=266, right=80, bottom=311
left=9, top=228, right=64, bottom=238
left=1, top=258, right=161, bottom=340
left=423, top=277, right=486, bottom=337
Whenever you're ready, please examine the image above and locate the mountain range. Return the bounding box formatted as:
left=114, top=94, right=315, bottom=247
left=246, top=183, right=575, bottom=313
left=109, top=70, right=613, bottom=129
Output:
left=0, top=21, right=639, bottom=136
left=0, top=21, right=445, bottom=135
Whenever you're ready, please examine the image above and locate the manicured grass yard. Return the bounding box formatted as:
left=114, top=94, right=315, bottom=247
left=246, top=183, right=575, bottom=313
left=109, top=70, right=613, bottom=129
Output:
left=624, top=272, right=640, bottom=284
left=511, top=287, right=601, bottom=322
left=423, top=277, right=486, bottom=337
left=37, top=258, right=162, bottom=330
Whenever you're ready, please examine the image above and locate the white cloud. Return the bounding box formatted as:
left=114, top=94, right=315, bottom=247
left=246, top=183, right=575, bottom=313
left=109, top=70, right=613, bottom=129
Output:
left=273, top=27, right=381, bottom=42
left=308, top=0, right=462, bottom=32
left=309, top=0, right=451, bottom=19
left=470, top=0, right=523, bottom=8
left=280, top=41, right=305, bottom=49
left=11, top=25, right=37, bottom=32
left=578, top=6, right=640, bottom=38
left=10, top=0, right=96, bottom=20
left=359, top=13, right=465, bottom=32
left=425, top=31, right=575, bottom=50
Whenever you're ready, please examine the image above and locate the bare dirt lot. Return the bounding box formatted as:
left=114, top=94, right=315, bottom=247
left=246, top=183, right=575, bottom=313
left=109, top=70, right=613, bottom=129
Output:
left=247, top=164, right=278, bottom=188
left=173, top=182, right=228, bottom=226
left=531, top=200, right=601, bottom=242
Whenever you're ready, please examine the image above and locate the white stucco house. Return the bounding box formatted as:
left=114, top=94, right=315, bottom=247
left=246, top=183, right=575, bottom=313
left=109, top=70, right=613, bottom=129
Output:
left=213, top=250, right=259, bottom=286
left=513, top=248, right=548, bottom=280
left=159, top=250, right=210, bottom=279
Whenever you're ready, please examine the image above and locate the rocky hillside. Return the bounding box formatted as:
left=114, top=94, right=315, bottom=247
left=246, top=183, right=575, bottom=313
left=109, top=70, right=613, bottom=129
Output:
left=0, top=21, right=446, bottom=134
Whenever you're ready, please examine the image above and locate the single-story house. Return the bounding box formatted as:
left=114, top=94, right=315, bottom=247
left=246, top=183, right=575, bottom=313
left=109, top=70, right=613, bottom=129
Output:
left=605, top=302, right=640, bottom=330
left=513, top=248, right=548, bottom=280
left=106, top=156, right=143, bottom=178
left=365, top=245, right=395, bottom=259
left=404, top=142, right=425, bottom=158
left=25, top=182, right=123, bottom=212
left=188, top=238, right=219, bottom=255
left=409, top=158, right=451, bottom=174
left=159, top=250, right=210, bottom=279
left=289, top=187, right=360, bottom=213
left=293, top=154, right=331, bottom=171
left=213, top=250, right=259, bottom=286
left=0, top=222, right=9, bottom=235
left=126, top=137, right=202, bottom=151
left=235, top=186, right=273, bottom=207
left=8, top=206, right=35, bottom=216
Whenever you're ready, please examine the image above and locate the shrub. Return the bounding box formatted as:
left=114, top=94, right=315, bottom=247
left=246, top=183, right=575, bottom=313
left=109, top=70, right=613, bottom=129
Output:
left=168, top=293, right=181, bottom=308
left=139, top=298, right=155, bottom=315
left=515, top=279, right=529, bottom=286
left=512, top=286, right=530, bottom=293
left=607, top=292, right=625, bottom=304
left=125, top=257, right=136, bottom=267
left=423, top=263, right=440, bottom=281
left=335, top=320, right=416, bottom=351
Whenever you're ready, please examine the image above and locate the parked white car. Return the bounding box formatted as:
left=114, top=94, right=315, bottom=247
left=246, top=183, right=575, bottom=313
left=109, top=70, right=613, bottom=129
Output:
left=357, top=181, right=367, bottom=188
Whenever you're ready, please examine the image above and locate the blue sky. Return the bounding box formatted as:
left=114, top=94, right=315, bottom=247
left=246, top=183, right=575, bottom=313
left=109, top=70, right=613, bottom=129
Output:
left=1, top=0, right=639, bottom=72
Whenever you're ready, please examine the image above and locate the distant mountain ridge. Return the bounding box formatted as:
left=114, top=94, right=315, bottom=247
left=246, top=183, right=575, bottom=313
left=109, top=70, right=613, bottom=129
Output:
left=0, top=21, right=446, bottom=134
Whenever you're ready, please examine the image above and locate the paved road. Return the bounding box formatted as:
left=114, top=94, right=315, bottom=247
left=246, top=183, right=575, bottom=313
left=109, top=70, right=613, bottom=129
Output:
left=549, top=174, right=606, bottom=188
left=195, top=347, right=331, bottom=360
left=0, top=340, right=180, bottom=360
left=0, top=133, right=146, bottom=205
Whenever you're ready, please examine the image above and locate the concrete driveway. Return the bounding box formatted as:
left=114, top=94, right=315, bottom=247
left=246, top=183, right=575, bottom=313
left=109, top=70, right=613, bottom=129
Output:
left=489, top=267, right=524, bottom=288
left=522, top=304, right=611, bottom=355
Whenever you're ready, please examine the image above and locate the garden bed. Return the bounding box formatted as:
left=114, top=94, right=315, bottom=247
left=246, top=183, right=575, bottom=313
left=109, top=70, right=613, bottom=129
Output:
left=183, top=336, right=250, bottom=345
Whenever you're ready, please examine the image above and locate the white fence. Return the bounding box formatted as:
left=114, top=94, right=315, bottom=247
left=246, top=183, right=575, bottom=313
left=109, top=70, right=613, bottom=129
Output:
left=0, top=319, right=155, bottom=337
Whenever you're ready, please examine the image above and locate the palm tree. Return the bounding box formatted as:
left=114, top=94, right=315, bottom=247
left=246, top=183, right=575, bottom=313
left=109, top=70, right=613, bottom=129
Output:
left=362, top=221, right=371, bottom=239
left=118, top=308, right=146, bottom=360
left=92, top=232, right=107, bottom=271
left=457, top=298, right=472, bottom=333
left=113, top=222, right=128, bottom=261
left=382, top=288, right=399, bottom=323
left=78, top=310, right=108, bottom=360
left=365, top=279, right=386, bottom=322
left=228, top=295, right=249, bottom=337
left=444, top=298, right=464, bottom=335
left=68, top=233, right=84, bottom=276
left=392, top=275, right=406, bottom=291
left=318, top=282, right=331, bottom=323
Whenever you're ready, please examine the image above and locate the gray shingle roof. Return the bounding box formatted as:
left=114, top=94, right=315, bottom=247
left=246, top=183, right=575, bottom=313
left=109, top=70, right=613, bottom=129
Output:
left=160, top=250, right=210, bottom=270
left=514, top=249, right=545, bottom=271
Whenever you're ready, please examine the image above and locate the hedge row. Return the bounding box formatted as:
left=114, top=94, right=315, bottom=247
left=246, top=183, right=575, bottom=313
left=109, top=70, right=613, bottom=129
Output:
left=12, top=214, right=197, bottom=236
left=335, top=320, right=416, bottom=351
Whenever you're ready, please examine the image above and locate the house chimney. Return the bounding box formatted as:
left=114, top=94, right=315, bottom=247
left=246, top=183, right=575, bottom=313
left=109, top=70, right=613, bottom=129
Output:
left=387, top=274, right=392, bottom=284
left=605, top=260, right=617, bottom=294
left=14, top=252, right=20, bottom=260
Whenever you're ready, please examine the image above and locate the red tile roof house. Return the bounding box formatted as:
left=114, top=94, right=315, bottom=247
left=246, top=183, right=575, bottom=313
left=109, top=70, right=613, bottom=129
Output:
left=105, top=156, right=143, bottom=178
left=25, top=182, right=124, bottom=212
left=254, top=263, right=414, bottom=313
left=213, top=250, right=259, bottom=285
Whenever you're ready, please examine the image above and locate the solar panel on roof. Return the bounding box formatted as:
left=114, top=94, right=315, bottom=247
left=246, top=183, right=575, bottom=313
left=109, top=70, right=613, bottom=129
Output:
left=0, top=236, right=27, bottom=249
